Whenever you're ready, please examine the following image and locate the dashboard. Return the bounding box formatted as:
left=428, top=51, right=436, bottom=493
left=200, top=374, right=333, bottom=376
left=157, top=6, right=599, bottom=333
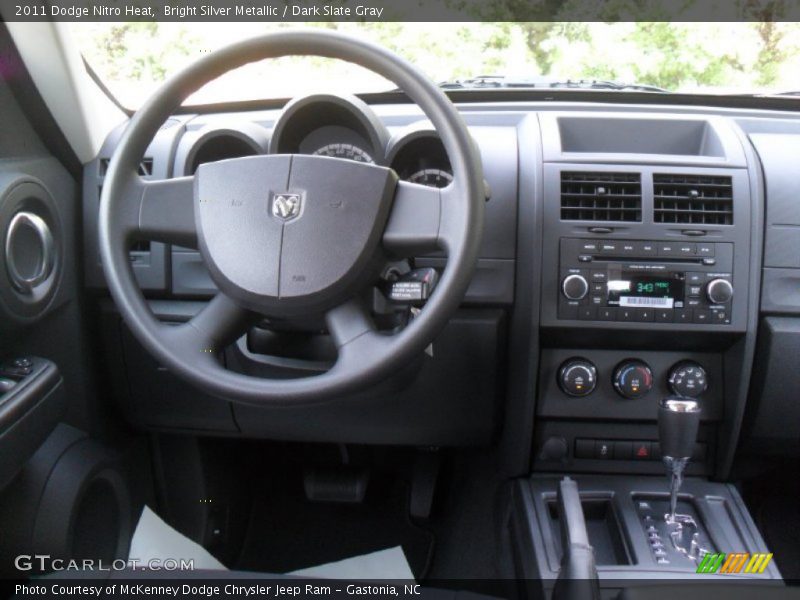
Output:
left=83, top=92, right=800, bottom=477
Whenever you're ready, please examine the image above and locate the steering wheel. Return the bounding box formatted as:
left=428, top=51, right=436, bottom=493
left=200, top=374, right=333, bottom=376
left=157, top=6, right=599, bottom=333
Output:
left=99, top=30, right=484, bottom=405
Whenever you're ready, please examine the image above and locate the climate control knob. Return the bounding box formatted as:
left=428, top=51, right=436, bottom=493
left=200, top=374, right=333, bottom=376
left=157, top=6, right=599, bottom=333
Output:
left=613, top=360, right=653, bottom=399
left=668, top=361, right=708, bottom=398
left=562, top=274, right=589, bottom=301
left=558, top=358, right=597, bottom=397
left=706, top=279, right=733, bottom=304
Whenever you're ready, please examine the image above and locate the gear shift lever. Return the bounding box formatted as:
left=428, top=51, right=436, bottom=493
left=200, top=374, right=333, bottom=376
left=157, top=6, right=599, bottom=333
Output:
left=658, top=397, right=700, bottom=523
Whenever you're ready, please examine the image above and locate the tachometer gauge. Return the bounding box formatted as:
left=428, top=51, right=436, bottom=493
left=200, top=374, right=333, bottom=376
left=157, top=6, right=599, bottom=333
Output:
left=408, top=168, right=454, bottom=188
left=313, top=143, right=374, bottom=163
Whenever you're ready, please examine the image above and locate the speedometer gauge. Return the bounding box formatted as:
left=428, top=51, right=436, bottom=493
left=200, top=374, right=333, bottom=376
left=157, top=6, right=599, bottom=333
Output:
left=313, top=143, right=374, bottom=163
left=408, top=168, right=454, bottom=188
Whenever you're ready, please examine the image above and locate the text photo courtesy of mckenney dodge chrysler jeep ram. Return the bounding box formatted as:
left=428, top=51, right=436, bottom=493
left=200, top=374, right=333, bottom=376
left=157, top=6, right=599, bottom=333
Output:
left=0, top=2, right=800, bottom=599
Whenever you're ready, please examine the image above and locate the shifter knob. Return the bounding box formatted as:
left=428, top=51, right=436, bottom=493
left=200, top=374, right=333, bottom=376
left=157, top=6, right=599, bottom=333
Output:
left=658, top=397, right=700, bottom=459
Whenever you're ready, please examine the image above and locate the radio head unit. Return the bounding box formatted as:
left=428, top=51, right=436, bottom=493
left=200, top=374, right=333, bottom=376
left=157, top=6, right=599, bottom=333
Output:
left=558, top=238, right=734, bottom=325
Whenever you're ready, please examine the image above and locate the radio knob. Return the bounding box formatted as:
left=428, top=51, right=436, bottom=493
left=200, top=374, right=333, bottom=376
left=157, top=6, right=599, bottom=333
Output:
left=706, top=279, right=733, bottom=304
left=558, top=358, right=597, bottom=397
left=668, top=361, right=708, bottom=398
left=613, top=360, right=653, bottom=399
left=562, top=274, right=589, bottom=301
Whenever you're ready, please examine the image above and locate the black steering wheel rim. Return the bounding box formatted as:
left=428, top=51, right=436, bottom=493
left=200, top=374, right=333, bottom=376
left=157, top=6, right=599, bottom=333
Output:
left=99, top=30, right=484, bottom=405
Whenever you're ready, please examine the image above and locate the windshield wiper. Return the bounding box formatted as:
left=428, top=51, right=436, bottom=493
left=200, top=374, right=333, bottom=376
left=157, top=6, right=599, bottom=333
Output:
left=436, top=75, right=669, bottom=93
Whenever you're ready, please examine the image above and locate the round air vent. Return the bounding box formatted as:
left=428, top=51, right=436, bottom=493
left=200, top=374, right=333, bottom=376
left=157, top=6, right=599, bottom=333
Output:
left=0, top=176, right=62, bottom=321
left=5, top=211, right=54, bottom=294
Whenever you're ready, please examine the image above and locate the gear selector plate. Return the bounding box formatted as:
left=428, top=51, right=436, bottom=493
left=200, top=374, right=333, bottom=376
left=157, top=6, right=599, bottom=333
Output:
left=635, top=495, right=716, bottom=568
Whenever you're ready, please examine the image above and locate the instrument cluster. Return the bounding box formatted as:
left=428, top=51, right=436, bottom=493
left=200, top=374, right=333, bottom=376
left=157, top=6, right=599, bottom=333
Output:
left=269, top=93, right=453, bottom=188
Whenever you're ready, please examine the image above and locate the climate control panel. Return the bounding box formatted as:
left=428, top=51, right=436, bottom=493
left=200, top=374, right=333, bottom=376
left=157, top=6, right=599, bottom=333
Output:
left=557, top=238, right=734, bottom=325
left=542, top=350, right=723, bottom=423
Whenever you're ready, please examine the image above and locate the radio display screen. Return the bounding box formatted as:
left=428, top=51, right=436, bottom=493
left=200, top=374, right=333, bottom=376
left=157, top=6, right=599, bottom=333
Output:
left=607, top=273, right=684, bottom=308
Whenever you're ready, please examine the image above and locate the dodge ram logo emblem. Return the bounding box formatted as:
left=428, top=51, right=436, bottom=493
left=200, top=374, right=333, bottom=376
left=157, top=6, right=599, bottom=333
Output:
left=272, top=193, right=301, bottom=220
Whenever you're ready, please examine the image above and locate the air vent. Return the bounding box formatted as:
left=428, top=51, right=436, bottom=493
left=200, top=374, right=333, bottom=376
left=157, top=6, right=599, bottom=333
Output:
left=653, top=174, right=733, bottom=225
left=100, top=158, right=153, bottom=177
left=560, top=172, right=642, bottom=222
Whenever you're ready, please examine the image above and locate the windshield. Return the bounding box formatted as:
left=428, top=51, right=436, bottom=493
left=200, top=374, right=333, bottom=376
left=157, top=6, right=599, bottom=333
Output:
left=69, top=22, right=800, bottom=109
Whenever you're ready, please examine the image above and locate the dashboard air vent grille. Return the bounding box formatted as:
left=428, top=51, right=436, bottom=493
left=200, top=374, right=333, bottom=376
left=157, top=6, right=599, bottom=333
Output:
left=560, top=172, right=642, bottom=222
left=653, top=174, right=733, bottom=225
left=100, top=158, right=153, bottom=177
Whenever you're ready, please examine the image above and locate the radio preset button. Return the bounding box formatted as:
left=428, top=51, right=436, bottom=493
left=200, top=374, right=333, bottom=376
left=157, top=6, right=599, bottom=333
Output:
left=693, top=310, right=712, bottom=324
left=598, top=307, right=617, bottom=321
left=697, top=243, right=715, bottom=257
left=600, top=242, right=619, bottom=254
left=658, top=243, right=676, bottom=256
left=655, top=309, right=673, bottom=322
left=618, top=308, right=636, bottom=321
left=636, top=309, right=655, bottom=322
left=674, top=309, right=692, bottom=323
left=579, top=307, right=597, bottom=320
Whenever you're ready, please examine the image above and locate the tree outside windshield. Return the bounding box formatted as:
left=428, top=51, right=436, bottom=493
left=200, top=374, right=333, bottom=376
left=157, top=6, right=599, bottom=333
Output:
left=69, top=22, right=800, bottom=108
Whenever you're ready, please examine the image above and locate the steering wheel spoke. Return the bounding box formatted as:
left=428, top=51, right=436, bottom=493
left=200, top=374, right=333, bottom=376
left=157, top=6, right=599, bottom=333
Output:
left=383, top=181, right=462, bottom=256
left=325, top=298, right=393, bottom=376
left=166, top=293, right=259, bottom=357
left=325, top=298, right=375, bottom=348
left=123, top=175, right=198, bottom=249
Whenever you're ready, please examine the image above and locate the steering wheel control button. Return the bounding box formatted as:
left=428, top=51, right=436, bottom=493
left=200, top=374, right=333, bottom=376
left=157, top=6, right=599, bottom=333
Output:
left=558, top=358, right=597, bottom=397
left=613, top=360, right=654, bottom=399
left=561, top=274, right=589, bottom=300
left=668, top=362, right=708, bottom=398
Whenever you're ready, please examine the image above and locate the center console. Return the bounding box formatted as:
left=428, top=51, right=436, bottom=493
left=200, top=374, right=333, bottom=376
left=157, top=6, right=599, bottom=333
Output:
left=532, top=113, right=757, bottom=478
left=511, top=475, right=781, bottom=598
left=512, top=112, right=779, bottom=596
